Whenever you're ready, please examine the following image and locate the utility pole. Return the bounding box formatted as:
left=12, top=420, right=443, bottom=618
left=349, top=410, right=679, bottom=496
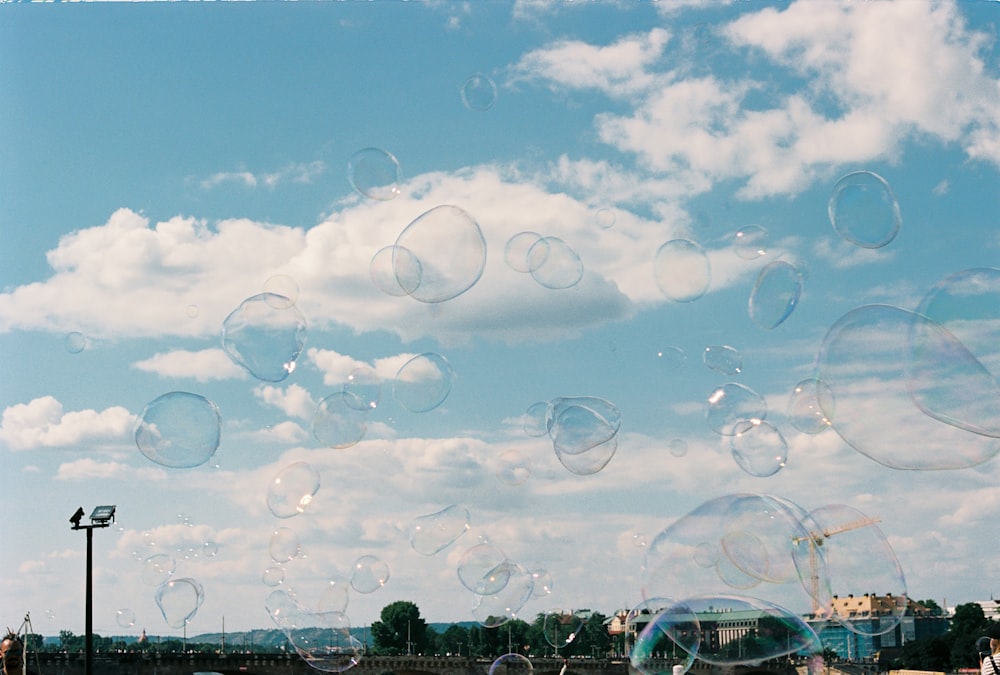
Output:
left=70, top=505, right=116, bottom=675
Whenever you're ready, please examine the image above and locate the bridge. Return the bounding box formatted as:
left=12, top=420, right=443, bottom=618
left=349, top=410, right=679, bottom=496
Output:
left=23, top=654, right=803, bottom=675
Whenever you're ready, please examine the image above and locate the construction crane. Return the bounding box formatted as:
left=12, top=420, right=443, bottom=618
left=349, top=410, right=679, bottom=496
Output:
left=792, top=515, right=882, bottom=618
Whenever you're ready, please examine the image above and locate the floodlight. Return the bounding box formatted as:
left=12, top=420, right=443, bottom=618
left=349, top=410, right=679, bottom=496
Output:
left=89, top=505, right=116, bottom=525
left=70, top=507, right=85, bottom=527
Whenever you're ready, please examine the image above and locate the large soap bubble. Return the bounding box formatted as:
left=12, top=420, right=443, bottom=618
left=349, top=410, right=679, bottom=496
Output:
left=408, top=504, right=471, bottom=556
left=545, top=396, right=622, bottom=475
left=705, top=383, right=767, bottom=436
left=267, top=461, right=321, bottom=519
left=730, top=420, right=787, bottom=477
left=222, top=292, right=307, bottom=382
left=312, top=391, right=369, bottom=449
left=627, top=598, right=699, bottom=675
left=135, top=391, right=222, bottom=468
left=393, top=205, right=486, bottom=303
left=266, top=589, right=362, bottom=673
left=470, top=561, right=534, bottom=628
left=155, top=577, right=205, bottom=629
left=828, top=171, right=901, bottom=249
left=816, top=304, right=1000, bottom=469
left=350, top=555, right=389, bottom=593
left=457, top=542, right=508, bottom=594
left=805, top=504, right=905, bottom=636
left=343, top=367, right=382, bottom=411
left=749, top=260, right=802, bottom=330
left=654, top=239, right=710, bottom=303
left=393, top=352, right=453, bottom=413
left=348, top=147, right=401, bottom=201
left=733, top=225, right=768, bottom=260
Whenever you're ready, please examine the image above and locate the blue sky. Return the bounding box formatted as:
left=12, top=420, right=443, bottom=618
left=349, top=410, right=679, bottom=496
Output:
left=2, top=0, right=999, bottom=643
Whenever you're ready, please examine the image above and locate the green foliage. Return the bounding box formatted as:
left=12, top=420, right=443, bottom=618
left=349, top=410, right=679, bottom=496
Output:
left=371, top=600, right=430, bottom=655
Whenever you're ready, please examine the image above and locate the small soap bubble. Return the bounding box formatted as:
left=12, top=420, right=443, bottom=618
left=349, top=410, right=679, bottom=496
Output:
left=269, top=527, right=301, bottom=563
left=705, top=382, right=767, bottom=436
left=656, top=346, right=687, bottom=373
left=828, top=170, right=902, bottom=249
left=262, top=566, right=285, bottom=587
left=115, top=608, right=136, bottom=629
left=348, top=147, right=401, bottom=201
left=135, top=392, right=221, bottom=469
left=749, top=260, right=802, bottom=330
left=222, top=293, right=307, bottom=382
left=497, top=449, right=531, bottom=486
left=267, top=461, right=321, bottom=519
left=523, top=401, right=550, bottom=437
left=312, top=391, right=369, bottom=449
left=393, top=352, right=453, bottom=413
left=343, top=366, right=382, bottom=411
left=202, top=541, right=218, bottom=558
left=703, top=345, right=742, bottom=375
left=409, top=504, right=471, bottom=556
left=504, top=231, right=543, bottom=274
left=318, top=574, right=351, bottom=613
left=64, top=331, right=87, bottom=354
left=733, top=225, right=768, bottom=260
left=369, top=245, right=418, bottom=297
left=542, top=609, right=587, bottom=649
left=457, top=542, right=508, bottom=594
left=461, top=73, right=498, bottom=111
left=530, top=569, right=553, bottom=598
left=393, top=205, right=486, bottom=304
left=155, top=578, right=205, bottom=629
left=730, top=419, right=788, bottom=477
left=185, top=304, right=200, bottom=319
left=263, top=275, right=300, bottom=308
left=471, top=562, right=534, bottom=628
left=668, top=438, right=688, bottom=457
left=654, top=239, right=711, bottom=302
left=527, top=236, right=584, bottom=290
left=351, top=555, right=390, bottom=593
left=787, top=378, right=832, bottom=434
left=595, top=207, right=616, bottom=230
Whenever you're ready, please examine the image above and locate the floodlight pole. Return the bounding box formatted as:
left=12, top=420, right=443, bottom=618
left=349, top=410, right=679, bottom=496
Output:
left=71, top=506, right=115, bottom=675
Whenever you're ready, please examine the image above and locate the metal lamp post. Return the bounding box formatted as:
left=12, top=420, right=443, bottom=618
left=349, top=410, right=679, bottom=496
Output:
left=70, top=505, right=116, bottom=675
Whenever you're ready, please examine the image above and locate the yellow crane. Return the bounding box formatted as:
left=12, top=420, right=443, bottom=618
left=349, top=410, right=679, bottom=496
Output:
left=792, top=515, right=881, bottom=618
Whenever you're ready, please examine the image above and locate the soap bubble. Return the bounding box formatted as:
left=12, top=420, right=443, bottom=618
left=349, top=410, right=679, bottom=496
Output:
left=654, top=239, right=710, bottom=303
left=627, top=598, right=699, bottom=675
left=828, top=171, right=902, bottom=249
left=351, top=555, right=389, bottom=593
left=705, top=383, right=767, bottom=436
left=262, top=566, right=285, bottom=587
left=668, top=438, right=688, bottom=458
left=155, top=578, right=205, bottom=629
left=266, top=589, right=361, bottom=673
left=318, top=574, right=351, bottom=613
left=496, top=449, right=531, bottom=485
left=545, top=396, right=622, bottom=475
left=656, top=346, right=687, bottom=373
left=141, top=554, right=176, bottom=587
left=911, top=268, right=1000, bottom=438
left=787, top=378, right=832, bottom=434
left=461, top=73, right=497, bottom=111
left=64, top=331, right=87, bottom=353
left=527, top=236, right=584, bottom=290
left=530, top=569, right=553, bottom=599
left=202, top=541, right=218, bottom=558
left=267, top=461, right=321, bottom=519
left=135, top=391, right=222, bottom=468
left=343, top=367, right=382, bottom=411
left=522, top=401, right=550, bottom=437
left=816, top=304, right=1000, bottom=469
left=222, top=292, right=307, bottom=382
left=595, top=207, right=616, bottom=230
left=409, top=504, right=471, bottom=556
left=702, top=345, right=742, bottom=375
left=115, top=608, right=136, bottom=629
left=542, top=609, right=589, bottom=649
left=393, top=205, right=486, bottom=303
left=263, top=274, right=300, bottom=307
left=489, top=653, right=533, bottom=675
left=393, top=352, right=453, bottom=413
left=806, top=504, right=905, bottom=636
left=348, top=147, right=401, bottom=201
left=269, top=527, right=301, bottom=563
left=505, top=231, right=543, bottom=273
left=458, top=542, right=509, bottom=594
left=313, top=391, right=369, bottom=449
left=749, top=260, right=802, bottom=330
left=370, top=245, right=418, bottom=297
left=470, top=561, right=534, bottom=628
left=730, top=419, right=788, bottom=477
left=733, top=225, right=767, bottom=260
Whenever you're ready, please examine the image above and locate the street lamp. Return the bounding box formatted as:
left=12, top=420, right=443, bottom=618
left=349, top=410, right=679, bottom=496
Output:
left=70, top=505, right=116, bottom=675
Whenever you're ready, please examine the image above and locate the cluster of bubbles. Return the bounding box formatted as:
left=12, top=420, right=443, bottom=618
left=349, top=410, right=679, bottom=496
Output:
left=639, top=493, right=905, bottom=669
left=522, top=396, right=622, bottom=476
left=266, top=588, right=363, bottom=673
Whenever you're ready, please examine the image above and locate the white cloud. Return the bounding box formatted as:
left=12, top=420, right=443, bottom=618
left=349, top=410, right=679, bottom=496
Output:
left=0, top=396, right=135, bottom=451
left=198, top=161, right=327, bottom=190
left=253, top=384, right=316, bottom=421
left=132, top=348, right=247, bottom=382
left=55, top=457, right=167, bottom=481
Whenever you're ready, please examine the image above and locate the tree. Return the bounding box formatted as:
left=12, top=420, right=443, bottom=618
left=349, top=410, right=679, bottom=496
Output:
left=371, top=601, right=429, bottom=655
left=917, top=599, right=945, bottom=616
left=437, top=624, right=470, bottom=656
left=949, top=603, right=991, bottom=669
